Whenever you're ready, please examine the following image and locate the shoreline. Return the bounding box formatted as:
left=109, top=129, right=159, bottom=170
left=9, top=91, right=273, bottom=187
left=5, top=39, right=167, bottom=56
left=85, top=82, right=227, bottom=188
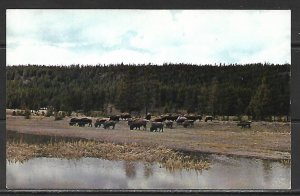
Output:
left=6, top=136, right=211, bottom=171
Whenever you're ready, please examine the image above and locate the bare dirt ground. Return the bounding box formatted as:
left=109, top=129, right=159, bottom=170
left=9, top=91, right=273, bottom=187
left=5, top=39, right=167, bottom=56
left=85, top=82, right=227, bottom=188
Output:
left=6, top=115, right=291, bottom=160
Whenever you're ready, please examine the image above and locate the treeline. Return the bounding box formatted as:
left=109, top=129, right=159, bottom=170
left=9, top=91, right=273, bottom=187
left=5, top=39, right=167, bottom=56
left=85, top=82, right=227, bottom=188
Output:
left=6, top=63, right=290, bottom=120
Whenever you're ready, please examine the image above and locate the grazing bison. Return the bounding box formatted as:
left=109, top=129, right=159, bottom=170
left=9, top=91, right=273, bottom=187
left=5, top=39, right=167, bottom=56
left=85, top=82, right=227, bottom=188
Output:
left=204, top=116, right=213, bottom=122
left=150, top=122, right=164, bottom=132
left=69, top=118, right=79, bottom=126
left=184, top=114, right=202, bottom=121
left=94, top=118, right=109, bottom=128
left=121, top=113, right=131, bottom=120
left=128, top=119, right=147, bottom=130
left=161, top=114, right=179, bottom=121
left=109, top=115, right=120, bottom=121
left=165, top=121, right=173, bottom=129
left=166, top=115, right=179, bottom=121
left=127, top=118, right=138, bottom=126
left=69, top=118, right=92, bottom=127
left=153, top=117, right=163, bottom=122
left=183, top=120, right=194, bottom=128
left=237, top=121, right=251, bottom=128
left=145, top=113, right=151, bottom=121
left=78, top=118, right=92, bottom=127
left=176, top=116, right=187, bottom=125
left=103, top=120, right=116, bottom=129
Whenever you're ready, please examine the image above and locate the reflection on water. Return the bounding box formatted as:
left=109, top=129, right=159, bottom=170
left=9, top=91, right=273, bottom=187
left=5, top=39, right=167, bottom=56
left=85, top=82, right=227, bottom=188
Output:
left=144, top=163, right=154, bottom=179
left=124, top=161, right=137, bottom=179
left=7, top=155, right=290, bottom=189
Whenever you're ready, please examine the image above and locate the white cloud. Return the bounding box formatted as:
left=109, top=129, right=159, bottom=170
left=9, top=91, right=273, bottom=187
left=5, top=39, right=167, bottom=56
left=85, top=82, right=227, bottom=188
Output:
left=6, top=9, right=291, bottom=65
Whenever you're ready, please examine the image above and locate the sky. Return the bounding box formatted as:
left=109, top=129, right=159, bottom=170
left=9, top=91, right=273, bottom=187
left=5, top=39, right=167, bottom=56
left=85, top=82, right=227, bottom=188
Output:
left=6, top=9, right=291, bottom=66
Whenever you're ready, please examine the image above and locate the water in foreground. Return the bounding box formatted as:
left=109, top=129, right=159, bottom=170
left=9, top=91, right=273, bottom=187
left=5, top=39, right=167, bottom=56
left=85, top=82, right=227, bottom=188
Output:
left=7, top=155, right=290, bottom=189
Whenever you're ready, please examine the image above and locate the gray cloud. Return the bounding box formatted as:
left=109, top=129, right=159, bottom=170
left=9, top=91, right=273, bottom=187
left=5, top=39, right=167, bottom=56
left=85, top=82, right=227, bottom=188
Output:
left=6, top=10, right=290, bottom=65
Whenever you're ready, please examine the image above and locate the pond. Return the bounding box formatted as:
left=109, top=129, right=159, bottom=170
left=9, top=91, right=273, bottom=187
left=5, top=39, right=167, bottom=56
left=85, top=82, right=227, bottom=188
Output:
left=7, top=155, right=290, bottom=189
left=6, top=130, right=290, bottom=189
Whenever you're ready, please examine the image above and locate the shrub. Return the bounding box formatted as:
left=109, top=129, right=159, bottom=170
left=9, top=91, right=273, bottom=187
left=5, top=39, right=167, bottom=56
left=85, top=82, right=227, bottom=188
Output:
left=46, top=107, right=54, bottom=117
left=54, top=112, right=64, bottom=121
left=67, top=111, right=72, bottom=116
left=54, top=115, right=63, bottom=121
left=24, top=109, right=31, bottom=119
left=17, top=111, right=24, bottom=116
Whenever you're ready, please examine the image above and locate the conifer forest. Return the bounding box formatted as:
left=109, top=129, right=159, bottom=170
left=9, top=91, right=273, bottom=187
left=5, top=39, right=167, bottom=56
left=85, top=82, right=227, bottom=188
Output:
left=6, top=63, right=290, bottom=120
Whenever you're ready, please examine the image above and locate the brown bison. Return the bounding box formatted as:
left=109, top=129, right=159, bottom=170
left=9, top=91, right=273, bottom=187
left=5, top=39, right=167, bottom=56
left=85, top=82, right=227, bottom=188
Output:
left=128, top=119, right=147, bottom=130
left=161, top=114, right=179, bottom=121
left=145, top=113, right=152, bottom=120
left=94, top=118, right=109, bottom=128
left=69, top=118, right=79, bottom=126
left=237, top=121, right=251, bottom=128
left=176, top=116, right=187, bottom=125
left=165, top=121, right=173, bottom=129
left=150, top=122, right=164, bottom=132
left=121, top=113, right=131, bottom=120
left=70, top=118, right=92, bottom=127
left=204, top=116, right=213, bottom=122
left=184, top=114, right=202, bottom=121
left=166, top=115, right=179, bottom=121
left=103, top=120, right=116, bottom=129
left=183, top=120, right=194, bottom=128
left=153, top=117, right=164, bottom=122
left=109, top=115, right=120, bottom=121
left=81, top=118, right=92, bottom=127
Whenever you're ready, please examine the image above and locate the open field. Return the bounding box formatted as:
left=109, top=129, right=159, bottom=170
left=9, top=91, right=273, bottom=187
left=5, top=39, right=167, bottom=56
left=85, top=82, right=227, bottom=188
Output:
left=6, top=115, right=291, bottom=160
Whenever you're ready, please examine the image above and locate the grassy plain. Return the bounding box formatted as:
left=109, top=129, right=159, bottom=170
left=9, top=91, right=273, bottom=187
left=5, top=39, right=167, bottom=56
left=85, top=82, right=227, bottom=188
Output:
left=6, top=115, right=291, bottom=161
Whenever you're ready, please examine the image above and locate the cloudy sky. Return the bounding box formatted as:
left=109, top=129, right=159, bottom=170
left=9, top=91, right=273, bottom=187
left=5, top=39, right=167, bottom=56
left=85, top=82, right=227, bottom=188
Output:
left=6, top=9, right=290, bottom=65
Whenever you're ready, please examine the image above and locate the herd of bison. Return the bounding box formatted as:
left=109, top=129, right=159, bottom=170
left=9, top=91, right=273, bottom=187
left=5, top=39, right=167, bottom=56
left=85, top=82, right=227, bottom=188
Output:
left=68, top=113, right=230, bottom=132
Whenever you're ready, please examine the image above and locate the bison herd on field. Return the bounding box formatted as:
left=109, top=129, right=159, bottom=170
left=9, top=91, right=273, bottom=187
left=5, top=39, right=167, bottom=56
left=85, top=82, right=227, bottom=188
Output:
left=69, top=113, right=214, bottom=132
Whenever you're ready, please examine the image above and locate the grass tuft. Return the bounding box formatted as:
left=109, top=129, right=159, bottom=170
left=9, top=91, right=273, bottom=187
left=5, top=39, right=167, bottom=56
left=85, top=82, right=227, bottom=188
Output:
left=7, top=139, right=211, bottom=171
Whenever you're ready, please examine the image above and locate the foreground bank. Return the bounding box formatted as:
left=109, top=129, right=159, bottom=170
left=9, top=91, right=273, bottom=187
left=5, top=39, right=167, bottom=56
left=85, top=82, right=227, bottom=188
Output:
left=7, top=134, right=211, bottom=171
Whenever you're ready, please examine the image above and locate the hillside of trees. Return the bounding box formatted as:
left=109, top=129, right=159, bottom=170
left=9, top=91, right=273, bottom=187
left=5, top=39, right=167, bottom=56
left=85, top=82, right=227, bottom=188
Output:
left=6, top=63, right=290, bottom=120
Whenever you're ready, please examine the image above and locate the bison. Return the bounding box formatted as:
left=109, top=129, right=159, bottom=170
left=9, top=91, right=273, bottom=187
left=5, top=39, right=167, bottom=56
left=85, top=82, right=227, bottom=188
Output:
left=183, top=120, right=194, bottom=128
left=204, top=116, right=213, bottom=122
left=161, top=114, right=179, bottom=121
left=153, top=117, right=164, bottom=122
left=237, top=121, right=251, bottom=128
left=165, top=121, right=173, bottom=129
left=128, top=119, right=147, bottom=130
left=176, top=116, right=187, bottom=125
left=78, top=118, right=92, bottom=127
left=69, top=118, right=92, bottom=127
left=103, top=120, right=116, bottom=129
left=69, top=118, right=79, bottom=126
left=145, top=113, right=151, bottom=121
left=150, top=122, right=164, bottom=132
left=184, top=114, right=202, bottom=121
left=94, top=118, right=109, bottom=128
left=166, top=115, right=179, bottom=121
left=121, top=113, right=131, bottom=120
left=109, top=115, right=120, bottom=121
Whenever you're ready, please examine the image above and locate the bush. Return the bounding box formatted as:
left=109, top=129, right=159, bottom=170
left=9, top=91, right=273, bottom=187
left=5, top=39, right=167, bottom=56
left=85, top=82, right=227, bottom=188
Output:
left=54, top=112, right=64, bottom=121
left=46, top=107, right=54, bottom=117
left=54, top=115, right=63, bottom=121
left=67, top=111, right=72, bottom=116
left=24, top=109, right=31, bottom=119
left=17, top=111, right=24, bottom=116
